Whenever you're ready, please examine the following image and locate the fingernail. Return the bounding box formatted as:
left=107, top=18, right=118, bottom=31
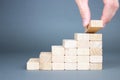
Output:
left=83, top=19, right=88, bottom=27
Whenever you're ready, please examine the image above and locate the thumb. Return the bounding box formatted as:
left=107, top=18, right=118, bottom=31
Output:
left=75, top=0, right=91, bottom=27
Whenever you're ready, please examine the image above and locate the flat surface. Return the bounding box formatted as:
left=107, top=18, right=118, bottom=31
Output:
left=0, top=52, right=120, bottom=80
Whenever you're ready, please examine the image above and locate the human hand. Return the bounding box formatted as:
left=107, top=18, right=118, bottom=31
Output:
left=75, top=0, right=119, bottom=27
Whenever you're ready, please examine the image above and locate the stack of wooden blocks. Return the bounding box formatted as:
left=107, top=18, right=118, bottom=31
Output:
left=27, top=20, right=103, bottom=70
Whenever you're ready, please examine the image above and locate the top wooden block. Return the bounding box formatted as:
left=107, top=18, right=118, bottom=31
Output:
left=85, top=20, right=103, bottom=33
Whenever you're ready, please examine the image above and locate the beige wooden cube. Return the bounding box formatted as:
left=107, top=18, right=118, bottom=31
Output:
left=90, top=48, right=102, bottom=56
left=63, top=39, right=77, bottom=48
left=85, top=20, right=103, bottom=33
left=89, top=41, right=102, bottom=48
left=77, top=56, right=89, bottom=63
left=77, top=40, right=89, bottom=48
left=65, top=56, right=77, bottom=63
left=89, top=34, right=102, bottom=40
left=52, top=56, right=64, bottom=63
left=65, top=48, right=77, bottom=56
left=78, top=63, right=89, bottom=70
left=52, top=46, right=64, bottom=56
left=27, top=58, right=39, bottom=70
left=39, top=63, right=52, bottom=70
left=77, top=48, right=89, bottom=56
left=74, top=33, right=89, bottom=40
left=39, top=52, right=52, bottom=63
left=90, top=63, right=102, bottom=70
left=90, top=56, right=103, bottom=63
left=65, top=63, right=77, bottom=70
left=52, top=63, right=64, bottom=70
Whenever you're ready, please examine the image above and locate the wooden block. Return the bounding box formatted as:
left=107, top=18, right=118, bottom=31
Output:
left=90, top=48, right=102, bottom=56
left=77, top=40, right=89, bottom=48
left=52, top=63, right=64, bottom=70
left=90, top=63, right=102, bottom=70
left=39, top=63, right=52, bottom=70
left=27, top=58, right=39, bottom=70
left=85, top=20, right=103, bottom=33
left=78, top=63, right=89, bottom=70
left=65, top=48, right=77, bottom=56
left=63, top=39, right=77, bottom=48
left=39, top=52, right=52, bottom=63
left=65, top=63, right=77, bottom=70
left=52, top=46, right=64, bottom=56
left=89, top=34, right=102, bottom=40
left=74, top=33, right=89, bottom=40
left=90, top=56, right=103, bottom=63
left=65, top=56, right=77, bottom=63
left=89, top=41, right=102, bottom=48
left=77, top=56, right=89, bottom=63
left=52, top=56, right=64, bottom=63
left=77, top=48, right=89, bottom=56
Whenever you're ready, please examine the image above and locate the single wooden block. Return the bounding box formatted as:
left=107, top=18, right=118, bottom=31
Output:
left=77, top=40, right=89, bottom=48
left=39, top=52, right=52, bottom=63
left=27, top=58, right=39, bottom=70
left=39, top=63, right=52, bottom=70
left=90, top=63, right=102, bottom=70
left=89, top=41, right=102, bottom=48
left=78, top=63, right=89, bottom=70
left=52, top=63, right=64, bottom=70
left=77, top=56, right=89, bottom=63
left=63, top=39, right=77, bottom=48
left=65, top=63, right=77, bottom=70
left=52, top=56, right=64, bottom=63
left=85, top=20, right=103, bottom=33
left=65, top=56, right=77, bottom=63
left=90, top=48, right=102, bottom=56
left=52, top=46, right=64, bottom=56
left=89, top=34, right=102, bottom=40
left=74, top=33, right=89, bottom=40
left=90, top=56, right=103, bottom=63
left=65, top=48, right=77, bottom=56
left=77, top=48, right=89, bottom=56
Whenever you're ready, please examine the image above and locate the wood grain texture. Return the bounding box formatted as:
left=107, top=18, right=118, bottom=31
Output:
left=85, top=20, right=103, bottom=33
left=74, top=33, right=89, bottom=40
left=27, top=58, right=40, bottom=70
left=52, top=46, right=64, bottom=56
left=89, top=41, right=102, bottom=48
left=90, top=63, right=102, bottom=70
left=63, top=39, right=77, bottom=48
left=52, top=63, right=64, bottom=70
left=90, top=48, right=102, bottom=56
left=89, top=34, right=102, bottom=40
left=77, top=48, right=89, bottom=56
left=65, top=56, right=77, bottom=63
left=64, top=63, right=77, bottom=70
left=90, top=56, right=103, bottom=63
left=39, top=63, right=52, bottom=70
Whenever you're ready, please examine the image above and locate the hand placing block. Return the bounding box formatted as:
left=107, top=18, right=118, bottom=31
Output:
left=90, top=48, right=102, bottom=56
left=52, top=56, right=64, bottom=63
left=90, top=56, right=103, bottom=63
left=85, top=20, right=103, bottom=33
left=77, top=56, right=89, bottom=63
left=63, top=39, right=77, bottom=48
left=90, top=63, right=102, bottom=70
left=65, top=56, right=77, bottom=63
left=77, top=48, right=89, bottom=56
left=78, top=63, right=89, bottom=70
left=65, top=48, right=77, bottom=56
left=52, top=63, right=64, bottom=70
left=90, top=41, right=102, bottom=48
left=65, top=63, right=77, bottom=70
left=74, top=33, right=89, bottom=40
left=89, top=34, right=102, bottom=40
left=52, top=46, right=64, bottom=56
left=27, top=58, right=39, bottom=70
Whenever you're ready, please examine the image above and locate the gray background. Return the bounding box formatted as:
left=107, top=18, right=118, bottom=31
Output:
left=0, top=0, right=120, bottom=80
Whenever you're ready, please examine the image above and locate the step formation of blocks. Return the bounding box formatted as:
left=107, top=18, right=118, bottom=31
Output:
left=26, top=20, right=103, bottom=70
